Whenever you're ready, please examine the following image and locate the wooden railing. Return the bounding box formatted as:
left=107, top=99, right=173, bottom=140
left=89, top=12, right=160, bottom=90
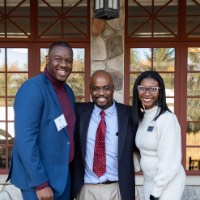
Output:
left=189, top=156, right=200, bottom=170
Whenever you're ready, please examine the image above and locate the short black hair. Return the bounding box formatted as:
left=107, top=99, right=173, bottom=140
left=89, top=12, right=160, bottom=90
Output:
left=48, top=41, right=73, bottom=55
left=132, top=70, right=171, bottom=124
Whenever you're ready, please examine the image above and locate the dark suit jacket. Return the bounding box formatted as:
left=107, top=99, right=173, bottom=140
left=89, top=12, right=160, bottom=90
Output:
left=71, top=102, right=137, bottom=200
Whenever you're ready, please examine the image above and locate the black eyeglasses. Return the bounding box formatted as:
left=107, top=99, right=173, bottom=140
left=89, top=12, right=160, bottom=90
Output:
left=138, top=85, right=160, bottom=94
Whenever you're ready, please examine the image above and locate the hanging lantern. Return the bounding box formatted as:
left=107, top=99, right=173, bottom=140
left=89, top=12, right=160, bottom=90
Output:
left=94, top=0, right=120, bottom=20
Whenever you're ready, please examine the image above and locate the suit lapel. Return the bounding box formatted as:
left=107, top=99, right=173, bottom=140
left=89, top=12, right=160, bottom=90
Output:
left=116, top=103, right=129, bottom=160
left=42, top=73, right=69, bottom=135
left=42, top=73, right=63, bottom=113
left=79, top=105, right=94, bottom=162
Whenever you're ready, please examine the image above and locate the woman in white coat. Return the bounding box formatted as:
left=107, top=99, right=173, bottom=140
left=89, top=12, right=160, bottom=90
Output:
left=132, top=71, right=186, bottom=200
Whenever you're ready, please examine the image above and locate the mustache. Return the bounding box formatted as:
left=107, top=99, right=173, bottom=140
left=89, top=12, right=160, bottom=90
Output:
left=95, top=96, right=109, bottom=100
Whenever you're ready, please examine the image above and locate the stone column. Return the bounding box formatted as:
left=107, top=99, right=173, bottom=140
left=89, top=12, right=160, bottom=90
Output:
left=91, top=0, right=125, bottom=103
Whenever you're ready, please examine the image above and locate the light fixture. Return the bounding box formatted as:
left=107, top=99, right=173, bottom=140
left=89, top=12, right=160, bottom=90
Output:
left=94, top=0, right=119, bottom=20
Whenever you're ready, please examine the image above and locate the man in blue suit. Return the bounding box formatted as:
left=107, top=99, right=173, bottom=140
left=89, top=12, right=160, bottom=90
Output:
left=72, top=70, right=137, bottom=200
left=7, top=41, right=76, bottom=200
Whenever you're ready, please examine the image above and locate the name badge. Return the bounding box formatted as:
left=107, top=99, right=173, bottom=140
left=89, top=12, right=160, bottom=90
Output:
left=54, top=114, right=67, bottom=132
left=147, top=126, right=154, bottom=132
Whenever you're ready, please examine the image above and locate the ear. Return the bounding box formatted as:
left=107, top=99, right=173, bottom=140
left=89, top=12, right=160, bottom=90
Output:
left=46, top=55, right=49, bottom=64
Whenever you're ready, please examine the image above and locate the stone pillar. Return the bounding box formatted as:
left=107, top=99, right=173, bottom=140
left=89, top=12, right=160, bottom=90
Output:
left=91, top=0, right=125, bottom=103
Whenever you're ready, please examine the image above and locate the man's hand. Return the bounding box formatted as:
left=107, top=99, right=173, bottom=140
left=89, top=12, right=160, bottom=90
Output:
left=36, top=186, right=54, bottom=200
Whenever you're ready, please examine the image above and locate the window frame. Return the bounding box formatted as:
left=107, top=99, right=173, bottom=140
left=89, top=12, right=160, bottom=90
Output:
left=0, top=42, right=90, bottom=174
left=125, top=41, right=200, bottom=175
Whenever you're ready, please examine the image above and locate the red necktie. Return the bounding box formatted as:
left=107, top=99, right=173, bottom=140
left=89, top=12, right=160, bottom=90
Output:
left=93, top=110, right=106, bottom=177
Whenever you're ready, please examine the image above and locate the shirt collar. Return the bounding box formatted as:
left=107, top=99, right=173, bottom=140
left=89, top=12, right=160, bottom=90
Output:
left=93, top=100, right=116, bottom=118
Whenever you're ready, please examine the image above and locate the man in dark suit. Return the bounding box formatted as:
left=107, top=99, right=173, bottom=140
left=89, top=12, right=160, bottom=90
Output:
left=72, top=70, right=137, bottom=200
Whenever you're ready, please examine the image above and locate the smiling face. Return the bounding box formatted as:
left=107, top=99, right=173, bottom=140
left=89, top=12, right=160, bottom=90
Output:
left=46, top=45, right=73, bottom=82
left=90, top=71, right=114, bottom=110
left=138, top=77, right=160, bottom=110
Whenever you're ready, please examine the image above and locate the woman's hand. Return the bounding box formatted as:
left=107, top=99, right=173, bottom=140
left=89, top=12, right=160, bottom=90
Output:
left=150, top=195, right=159, bottom=200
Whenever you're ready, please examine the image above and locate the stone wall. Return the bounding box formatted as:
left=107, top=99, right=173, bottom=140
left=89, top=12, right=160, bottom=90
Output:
left=1, top=175, right=200, bottom=200
left=91, top=0, right=125, bottom=103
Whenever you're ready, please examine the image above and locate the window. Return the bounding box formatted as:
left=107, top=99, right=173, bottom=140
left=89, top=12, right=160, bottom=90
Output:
left=127, top=47, right=175, bottom=109
left=0, top=0, right=90, bottom=173
left=37, top=0, right=89, bottom=41
left=40, top=46, right=90, bottom=102
left=126, top=0, right=179, bottom=40
left=0, top=1, right=30, bottom=39
left=186, top=47, right=200, bottom=171
left=0, top=47, right=28, bottom=173
left=126, top=1, right=200, bottom=175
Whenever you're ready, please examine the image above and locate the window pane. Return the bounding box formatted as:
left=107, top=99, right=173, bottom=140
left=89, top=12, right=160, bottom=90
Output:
left=0, top=99, right=5, bottom=120
left=188, top=48, right=200, bottom=71
left=7, top=18, right=30, bottom=38
left=130, top=48, right=151, bottom=71
left=7, top=48, right=28, bottom=71
left=154, top=17, right=177, bottom=37
left=64, top=19, right=88, bottom=38
left=0, top=123, right=6, bottom=145
left=0, top=74, right=5, bottom=96
left=154, top=0, right=178, bottom=14
left=0, top=1, right=30, bottom=38
left=128, top=1, right=151, bottom=15
left=64, top=0, right=88, bottom=17
left=187, top=123, right=200, bottom=146
left=128, top=17, right=152, bottom=38
left=73, top=48, right=85, bottom=71
left=128, top=0, right=178, bottom=38
left=153, top=48, right=175, bottom=71
left=160, top=73, right=174, bottom=95
left=38, top=0, right=61, bottom=16
left=130, top=73, right=139, bottom=96
left=186, top=1, right=200, bottom=38
left=187, top=98, right=200, bottom=121
left=7, top=98, right=14, bottom=121
left=0, top=21, right=5, bottom=38
left=0, top=147, right=6, bottom=169
left=8, top=122, right=14, bottom=144
left=186, top=148, right=200, bottom=170
left=0, top=48, right=5, bottom=71
left=41, top=22, right=62, bottom=38
left=166, top=97, right=174, bottom=112
left=187, top=73, right=200, bottom=96
left=7, top=73, right=28, bottom=96
left=68, top=73, right=85, bottom=96
left=8, top=147, right=13, bottom=167
left=38, top=0, right=88, bottom=39
left=40, top=48, right=48, bottom=71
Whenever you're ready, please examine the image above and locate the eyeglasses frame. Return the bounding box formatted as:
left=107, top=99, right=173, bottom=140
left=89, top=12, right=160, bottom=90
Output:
left=137, top=85, right=160, bottom=94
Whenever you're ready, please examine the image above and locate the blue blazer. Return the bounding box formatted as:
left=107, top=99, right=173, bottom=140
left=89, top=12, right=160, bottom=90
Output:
left=7, top=73, right=75, bottom=196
